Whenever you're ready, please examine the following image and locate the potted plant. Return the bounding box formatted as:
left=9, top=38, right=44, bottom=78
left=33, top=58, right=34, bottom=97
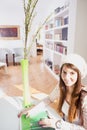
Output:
left=21, top=0, right=51, bottom=108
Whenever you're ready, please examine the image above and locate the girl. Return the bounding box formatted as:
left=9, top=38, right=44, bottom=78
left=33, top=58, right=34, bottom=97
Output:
left=18, top=54, right=87, bottom=130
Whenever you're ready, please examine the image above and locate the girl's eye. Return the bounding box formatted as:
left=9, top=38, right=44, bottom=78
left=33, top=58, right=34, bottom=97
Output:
left=70, top=72, right=75, bottom=75
left=63, top=71, right=67, bottom=74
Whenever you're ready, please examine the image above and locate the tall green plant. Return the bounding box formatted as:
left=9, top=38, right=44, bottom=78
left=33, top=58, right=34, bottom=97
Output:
left=23, top=0, right=38, bottom=59
left=21, top=0, right=52, bottom=107
left=23, top=0, right=52, bottom=59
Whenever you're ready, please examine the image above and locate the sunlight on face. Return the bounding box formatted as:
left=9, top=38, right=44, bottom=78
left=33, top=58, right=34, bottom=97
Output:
left=61, top=65, right=78, bottom=87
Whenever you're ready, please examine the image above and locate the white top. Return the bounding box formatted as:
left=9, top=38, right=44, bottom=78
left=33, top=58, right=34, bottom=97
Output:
left=62, top=100, right=81, bottom=125
left=62, top=100, right=69, bottom=118
left=49, top=85, right=81, bottom=125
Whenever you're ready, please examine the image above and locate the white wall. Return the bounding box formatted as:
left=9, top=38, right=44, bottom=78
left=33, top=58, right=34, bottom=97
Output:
left=68, top=0, right=87, bottom=62
left=74, top=0, right=87, bottom=61
left=0, top=0, right=24, bottom=48
left=0, top=0, right=66, bottom=55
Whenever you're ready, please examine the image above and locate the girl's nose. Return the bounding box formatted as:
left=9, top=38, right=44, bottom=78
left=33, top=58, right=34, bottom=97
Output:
left=65, top=73, right=70, bottom=80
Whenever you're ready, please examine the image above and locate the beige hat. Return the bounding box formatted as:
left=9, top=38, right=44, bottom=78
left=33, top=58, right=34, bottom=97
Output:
left=61, top=53, right=87, bottom=79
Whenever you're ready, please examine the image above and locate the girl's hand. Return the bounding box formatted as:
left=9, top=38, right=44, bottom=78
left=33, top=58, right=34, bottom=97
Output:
left=18, top=105, right=34, bottom=118
left=38, top=118, right=56, bottom=128
left=18, top=110, right=30, bottom=118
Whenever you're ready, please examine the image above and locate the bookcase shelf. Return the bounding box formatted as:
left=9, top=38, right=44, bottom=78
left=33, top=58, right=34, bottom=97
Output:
left=43, top=3, right=69, bottom=80
left=43, top=0, right=87, bottom=80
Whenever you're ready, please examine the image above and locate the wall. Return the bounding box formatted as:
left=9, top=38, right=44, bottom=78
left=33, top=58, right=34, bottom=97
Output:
left=74, top=0, right=87, bottom=61
left=0, top=0, right=24, bottom=49
left=68, top=0, right=87, bottom=62
left=0, top=0, right=67, bottom=56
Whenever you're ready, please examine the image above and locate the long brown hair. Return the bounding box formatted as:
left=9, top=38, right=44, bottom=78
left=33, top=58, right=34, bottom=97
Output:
left=57, top=63, right=82, bottom=122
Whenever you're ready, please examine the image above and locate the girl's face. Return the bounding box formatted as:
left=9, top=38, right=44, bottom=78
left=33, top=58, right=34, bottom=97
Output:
left=61, top=65, right=78, bottom=87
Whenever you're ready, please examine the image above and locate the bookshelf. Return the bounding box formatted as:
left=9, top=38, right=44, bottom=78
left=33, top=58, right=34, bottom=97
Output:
left=43, top=0, right=87, bottom=80
left=43, top=3, right=69, bottom=80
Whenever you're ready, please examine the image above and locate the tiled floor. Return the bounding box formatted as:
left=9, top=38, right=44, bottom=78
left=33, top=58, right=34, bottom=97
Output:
left=0, top=55, right=58, bottom=96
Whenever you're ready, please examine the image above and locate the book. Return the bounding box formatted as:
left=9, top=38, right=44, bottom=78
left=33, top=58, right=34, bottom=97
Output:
left=62, top=28, right=68, bottom=40
left=21, top=111, right=55, bottom=130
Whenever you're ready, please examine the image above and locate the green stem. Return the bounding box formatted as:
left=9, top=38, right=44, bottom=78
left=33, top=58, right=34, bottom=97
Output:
left=21, top=59, right=31, bottom=107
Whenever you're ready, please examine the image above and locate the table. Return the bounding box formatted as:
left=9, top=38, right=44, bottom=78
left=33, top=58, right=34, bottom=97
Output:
left=0, top=88, right=60, bottom=130
left=31, top=88, right=58, bottom=111
left=0, top=62, right=7, bottom=73
left=21, top=88, right=60, bottom=130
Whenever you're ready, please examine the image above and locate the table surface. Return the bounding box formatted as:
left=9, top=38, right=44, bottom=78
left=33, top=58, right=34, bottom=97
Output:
left=31, top=88, right=58, bottom=111
left=0, top=88, right=60, bottom=130
left=21, top=88, right=60, bottom=130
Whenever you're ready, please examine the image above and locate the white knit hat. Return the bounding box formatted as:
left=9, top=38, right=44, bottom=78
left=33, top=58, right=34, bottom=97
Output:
left=61, top=53, right=87, bottom=79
